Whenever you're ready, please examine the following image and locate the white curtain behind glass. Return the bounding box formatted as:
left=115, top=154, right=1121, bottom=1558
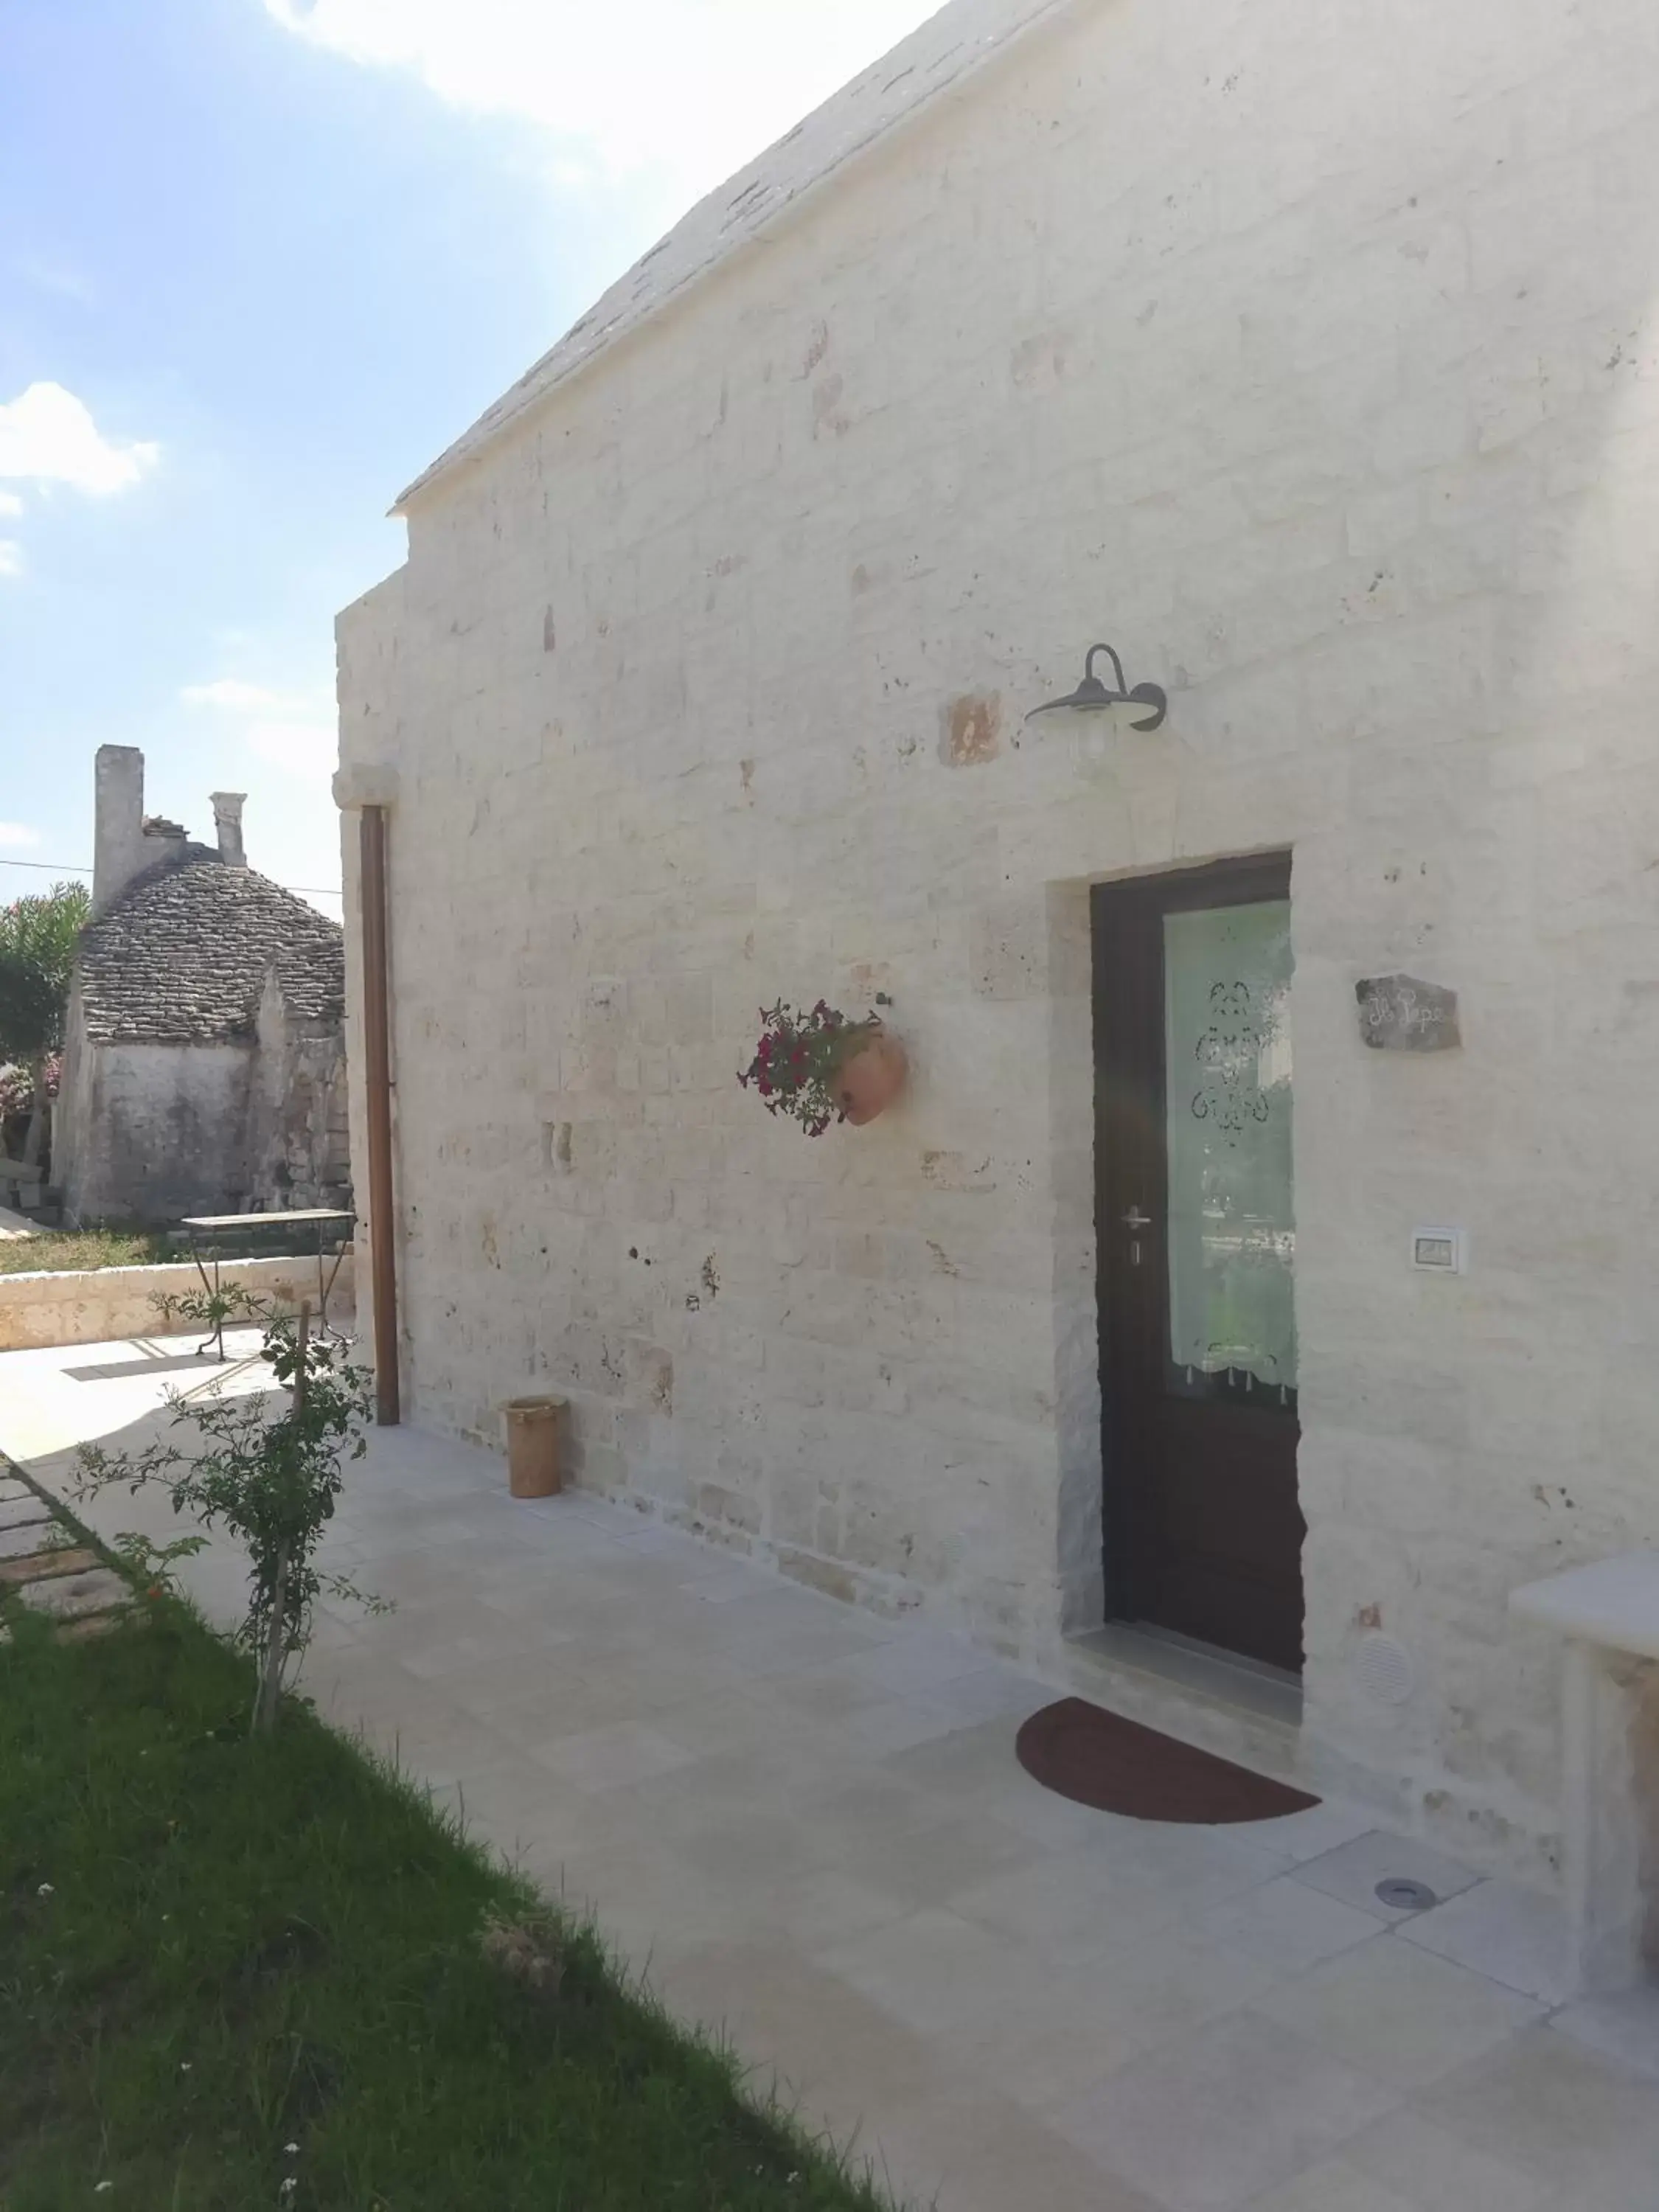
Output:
left=1164, top=902, right=1296, bottom=1392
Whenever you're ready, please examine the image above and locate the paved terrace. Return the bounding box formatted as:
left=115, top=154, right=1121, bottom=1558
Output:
left=3, top=1332, right=1658, bottom=2212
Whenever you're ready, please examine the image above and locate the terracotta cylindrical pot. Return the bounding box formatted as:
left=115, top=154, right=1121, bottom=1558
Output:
left=502, top=1396, right=566, bottom=1498
left=833, top=1026, right=908, bottom=1127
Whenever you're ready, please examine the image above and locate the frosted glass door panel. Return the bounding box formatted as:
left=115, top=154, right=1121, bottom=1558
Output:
left=1164, top=901, right=1295, bottom=1395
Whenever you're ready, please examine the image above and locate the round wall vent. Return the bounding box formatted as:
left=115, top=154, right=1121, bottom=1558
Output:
left=1354, top=1631, right=1415, bottom=1707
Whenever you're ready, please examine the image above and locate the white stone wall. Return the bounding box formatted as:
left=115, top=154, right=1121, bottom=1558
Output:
left=58, top=979, right=348, bottom=1228
left=338, top=0, right=1659, bottom=1880
left=247, top=970, right=351, bottom=1213
left=58, top=1018, right=255, bottom=1227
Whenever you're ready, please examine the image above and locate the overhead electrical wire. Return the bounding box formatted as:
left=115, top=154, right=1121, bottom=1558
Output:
left=0, top=856, right=341, bottom=898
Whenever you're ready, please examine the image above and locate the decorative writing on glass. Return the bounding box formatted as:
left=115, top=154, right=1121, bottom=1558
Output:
left=1191, top=980, right=1277, bottom=1144
left=1164, top=902, right=1296, bottom=1395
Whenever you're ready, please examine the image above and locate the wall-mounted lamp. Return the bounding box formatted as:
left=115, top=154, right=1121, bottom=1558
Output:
left=1025, top=643, right=1167, bottom=732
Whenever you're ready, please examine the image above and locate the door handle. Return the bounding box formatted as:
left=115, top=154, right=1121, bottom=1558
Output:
left=1122, top=1207, right=1153, bottom=1230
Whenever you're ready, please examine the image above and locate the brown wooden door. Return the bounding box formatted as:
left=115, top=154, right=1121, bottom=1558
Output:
left=1093, top=858, right=1304, bottom=1674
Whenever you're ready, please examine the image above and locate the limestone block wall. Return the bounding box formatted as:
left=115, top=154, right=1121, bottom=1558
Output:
left=58, top=978, right=349, bottom=1229
left=247, top=971, right=351, bottom=1213
left=60, top=1026, right=255, bottom=1228
left=0, top=1253, right=356, bottom=1353
left=338, top=0, right=1659, bottom=1879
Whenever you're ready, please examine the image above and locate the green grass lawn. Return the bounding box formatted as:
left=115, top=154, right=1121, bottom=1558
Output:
left=0, top=1228, right=183, bottom=1276
left=0, top=1601, right=897, bottom=2211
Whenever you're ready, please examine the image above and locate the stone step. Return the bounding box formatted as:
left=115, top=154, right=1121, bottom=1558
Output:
left=0, top=1607, right=140, bottom=1646
left=0, top=1520, right=66, bottom=1560
left=56, top=1610, right=137, bottom=1644
left=17, top=1565, right=130, bottom=1621
left=0, top=1545, right=101, bottom=1586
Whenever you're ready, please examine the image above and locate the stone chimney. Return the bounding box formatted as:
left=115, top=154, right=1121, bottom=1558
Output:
left=91, top=745, right=147, bottom=916
left=212, top=791, right=247, bottom=868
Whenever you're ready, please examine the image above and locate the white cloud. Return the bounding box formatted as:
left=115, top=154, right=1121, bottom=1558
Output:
left=182, top=678, right=286, bottom=712
left=0, top=540, right=21, bottom=579
left=0, top=821, right=41, bottom=847
left=13, top=255, right=97, bottom=307
left=246, top=720, right=338, bottom=781
left=182, top=679, right=338, bottom=776
left=0, top=492, right=21, bottom=519
left=0, top=381, right=159, bottom=496
left=263, top=0, right=944, bottom=200
left=183, top=679, right=336, bottom=776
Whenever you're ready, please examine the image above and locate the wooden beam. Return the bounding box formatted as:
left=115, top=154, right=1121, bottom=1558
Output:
left=358, top=805, right=400, bottom=1426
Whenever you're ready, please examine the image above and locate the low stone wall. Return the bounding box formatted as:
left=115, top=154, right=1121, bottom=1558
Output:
left=0, top=1254, right=356, bottom=1353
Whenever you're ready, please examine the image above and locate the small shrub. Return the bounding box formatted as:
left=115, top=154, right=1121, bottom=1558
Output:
left=76, top=1290, right=387, bottom=1731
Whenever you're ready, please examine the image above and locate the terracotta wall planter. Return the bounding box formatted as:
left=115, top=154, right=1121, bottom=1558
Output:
left=833, top=1026, right=908, bottom=1126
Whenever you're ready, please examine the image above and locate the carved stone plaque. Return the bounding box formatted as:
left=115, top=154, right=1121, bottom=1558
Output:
left=1356, top=974, right=1461, bottom=1052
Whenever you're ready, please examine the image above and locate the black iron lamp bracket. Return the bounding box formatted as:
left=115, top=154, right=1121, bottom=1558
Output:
left=1025, top=642, right=1168, bottom=731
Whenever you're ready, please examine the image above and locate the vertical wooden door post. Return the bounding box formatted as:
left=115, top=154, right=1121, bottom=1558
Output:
left=359, top=804, right=400, bottom=1426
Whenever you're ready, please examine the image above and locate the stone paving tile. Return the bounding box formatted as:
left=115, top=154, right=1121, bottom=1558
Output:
left=947, top=1821, right=1289, bottom=1965
left=0, top=1544, right=100, bottom=1585
left=1048, top=2011, right=1402, bottom=2212
left=1548, top=1982, right=1659, bottom=2082
left=1289, top=1830, right=1484, bottom=1923
left=1337, top=2107, right=1557, bottom=2212
left=57, top=1610, right=137, bottom=1644
left=1225, top=1798, right=1380, bottom=1867
left=818, top=1808, right=1039, bottom=1918
left=840, top=2079, right=1167, bottom=2212
left=0, top=1518, right=66, bottom=1559
left=1397, top=1874, right=1576, bottom=2004
left=0, top=1495, right=54, bottom=1534
left=931, top=1917, right=1279, bottom=2115
left=654, top=1932, right=953, bottom=2117
left=18, top=1565, right=131, bottom=1619
left=527, top=1717, right=698, bottom=1795
left=816, top=1905, right=1063, bottom=2043
left=1239, top=2158, right=1420, bottom=2211
left=1192, top=1873, right=1382, bottom=1976
left=1251, top=1931, right=1545, bottom=2093
left=1414, top=2024, right=1659, bottom=2206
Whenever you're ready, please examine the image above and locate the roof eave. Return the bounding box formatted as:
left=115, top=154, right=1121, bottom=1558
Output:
left=391, top=0, right=1077, bottom=516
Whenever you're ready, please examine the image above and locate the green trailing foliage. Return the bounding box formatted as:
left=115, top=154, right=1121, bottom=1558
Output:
left=0, top=880, right=90, bottom=1169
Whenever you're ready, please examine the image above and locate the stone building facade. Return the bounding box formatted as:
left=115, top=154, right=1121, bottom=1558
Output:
left=58, top=746, right=349, bottom=1225
left=335, top=0, right=1659, bottom=1885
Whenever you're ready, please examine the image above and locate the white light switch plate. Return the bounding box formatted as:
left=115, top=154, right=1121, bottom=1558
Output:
left=1411, top=1226, right=1467, bottom=1273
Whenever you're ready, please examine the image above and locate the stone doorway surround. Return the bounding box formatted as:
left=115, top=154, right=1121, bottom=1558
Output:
left=1043, top=872, right=1309, bottom=1791
left=6, top=1332, right=1658, bottom=2212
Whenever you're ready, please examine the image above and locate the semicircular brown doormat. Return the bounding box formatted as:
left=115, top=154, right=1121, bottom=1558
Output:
left=1016, top=1697, right=1320, bottom=1825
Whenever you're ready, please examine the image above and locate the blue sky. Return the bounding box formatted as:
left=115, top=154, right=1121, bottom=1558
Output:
left=0, top=0, right=939, bottom=915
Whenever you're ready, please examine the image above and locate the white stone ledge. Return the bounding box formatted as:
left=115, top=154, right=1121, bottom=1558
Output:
left=1512, top=1556, right=1659, bottom=1664
left=1511, top=1556, right=1659, bottom=1995
left=0, top=1255, right=356, bottom=1353
left=333, top=764, right=400, bottom=811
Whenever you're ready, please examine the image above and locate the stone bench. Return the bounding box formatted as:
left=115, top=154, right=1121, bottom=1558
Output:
left=1510, top=1555, right=1659, bottom=1994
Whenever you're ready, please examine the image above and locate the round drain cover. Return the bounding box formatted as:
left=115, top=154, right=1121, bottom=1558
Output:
left=1375, top=1877, right=1437, bottom=1913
